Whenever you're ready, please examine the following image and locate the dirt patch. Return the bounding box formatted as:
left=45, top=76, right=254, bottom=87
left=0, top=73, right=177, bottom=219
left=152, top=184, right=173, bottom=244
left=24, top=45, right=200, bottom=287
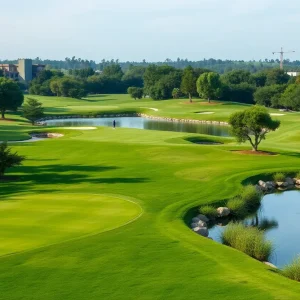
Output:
left=231, top=150, right=278, bottom=156
left=30, top=133, right=64, bottom=138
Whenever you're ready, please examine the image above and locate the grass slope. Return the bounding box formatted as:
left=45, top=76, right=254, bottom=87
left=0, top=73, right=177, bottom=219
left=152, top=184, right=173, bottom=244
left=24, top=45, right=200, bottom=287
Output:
left=0, top=94, right=300, bottom=299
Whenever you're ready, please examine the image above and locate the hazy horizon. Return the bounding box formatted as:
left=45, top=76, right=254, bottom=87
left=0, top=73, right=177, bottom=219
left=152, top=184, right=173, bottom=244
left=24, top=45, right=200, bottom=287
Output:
left=1, top=0, right=299, bottom=62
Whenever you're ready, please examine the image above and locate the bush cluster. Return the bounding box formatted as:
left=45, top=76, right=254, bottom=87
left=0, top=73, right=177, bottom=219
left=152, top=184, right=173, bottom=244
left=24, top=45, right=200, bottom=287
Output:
left=227, top=185, right=262, bottom=218
left=221, top=223, right=273, bottom=261
left=282, top=257, right=300, bottom=281
left=199, top=205, right=218, bottom=219
left=273, top=172, right=286, bottom=182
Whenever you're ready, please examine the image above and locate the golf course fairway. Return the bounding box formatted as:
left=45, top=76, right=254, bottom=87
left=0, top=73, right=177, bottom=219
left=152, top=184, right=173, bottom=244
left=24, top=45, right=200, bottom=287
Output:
left=1, top=94, right=300, bottom=300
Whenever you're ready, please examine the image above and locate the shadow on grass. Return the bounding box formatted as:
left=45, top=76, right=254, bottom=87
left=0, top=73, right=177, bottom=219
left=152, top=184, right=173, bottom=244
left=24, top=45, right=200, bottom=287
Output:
left=0, top=164, right=149, bottom=196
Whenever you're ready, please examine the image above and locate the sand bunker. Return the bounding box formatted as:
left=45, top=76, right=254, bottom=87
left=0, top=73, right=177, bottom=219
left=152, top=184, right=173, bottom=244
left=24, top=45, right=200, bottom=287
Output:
left=270, top=113, right=285, bottom=116
left=196, top=112, right=215, bottom=115
left=140, top=107, right=159, bottom=112
left=63, top=127, right=97, bottom=130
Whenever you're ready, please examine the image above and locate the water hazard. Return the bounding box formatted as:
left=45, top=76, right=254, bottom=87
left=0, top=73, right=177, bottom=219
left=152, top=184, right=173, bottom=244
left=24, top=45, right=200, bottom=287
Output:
left=209, top=190, right=300, bottom=268
left=45, top=117, right=230, bottom=136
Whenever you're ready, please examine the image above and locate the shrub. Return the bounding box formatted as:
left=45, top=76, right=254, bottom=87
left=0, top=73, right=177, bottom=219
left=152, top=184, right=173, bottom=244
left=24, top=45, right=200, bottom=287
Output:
left=273, top=172, right=286, bottom=182
left=227, top=198, right=248, bottom=218
left=240, top=185, right=262, bottom=209
left=295, top=172, right=300, bottom=180
left=282, top=257, right=300, bottom=281
left=221, top=223, right=273, bottom=261
left=199, top=205, right=218, bottom=219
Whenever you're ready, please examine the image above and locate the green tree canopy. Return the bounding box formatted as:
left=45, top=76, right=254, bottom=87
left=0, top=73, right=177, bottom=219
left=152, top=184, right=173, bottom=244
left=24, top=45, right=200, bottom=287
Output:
left=22, top=98, right=44, bottom=125
left=50, top=77, right=87, bottom=99
left=265, top=69, right=290, bottom=86
left=196, top=72, right=222, bottom=103
left=172, top=88, right=181, bottom=99
left=0, top=142, right=25, bottom=177
left=229, top=106, right=280, bottom=151
left=102, top=64, right=124, bottom=80
left=0, top=77, right=24, bottom=119
left=222, top=70, right=252, bottom=85
left=180, top=66, right=197, bottom=102
left=280, top=84, right=300, bottom=111
left=127, top=87, right=144, bottom=100
left=254, top=84, right=287, bottom=107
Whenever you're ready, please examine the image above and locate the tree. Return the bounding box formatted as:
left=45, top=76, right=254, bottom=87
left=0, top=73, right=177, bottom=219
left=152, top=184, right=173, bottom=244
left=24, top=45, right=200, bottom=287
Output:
left=180, top=66, right=197, bottom=102
left=127, top=87, right=144, bottom=100
left=0, top=77, right=24, bottom=119
left=196, top=72, right=222, bottom=103
left=0, top=142, right=25, bottom=177
left=102, top=64, right=124, bottom=80
left=22, top=98, right=44, bottom=125
left=254, top=85, right=286, bottom=107
left=222, top=70, right=252, bottom=85
left=49, top=77, right=87, bottom=98
left=280, top=84, right=300, bottom=111
left=226, top=83, right=256, bottom=104
left=265, top=69, right=290, bottom=86
left=229, top=106, right=280, bottom=151
left=172, top=88, right=181, bottom=99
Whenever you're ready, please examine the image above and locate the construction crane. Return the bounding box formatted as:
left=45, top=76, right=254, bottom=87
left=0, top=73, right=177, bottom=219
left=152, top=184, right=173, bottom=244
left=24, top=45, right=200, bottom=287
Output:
left=272, top=47, right=295, bottom=70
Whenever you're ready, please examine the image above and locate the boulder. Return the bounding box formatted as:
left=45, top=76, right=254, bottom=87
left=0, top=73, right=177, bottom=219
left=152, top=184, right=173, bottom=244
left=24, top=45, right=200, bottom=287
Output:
left=198, top=220, right=207, bottom=228
left=217, top=207, right=231, bottom=217
left=276, top=181, right=288, bottom=188
left=259, top=180, right=266, bottom=188
left=296, top=179, right=300, bottom=185
left=191, top=223, right=199, bottom=229
left=265, top=181, right=276, bottom=189
left=192, top=217, right=200, bottom=223
left=194, top=227, right=209, bottom=237
left=197, top=214, right=209, bottom=222
left=263, top=261, right=277, bottom=269
left=286, top=177, right=294, bottom=186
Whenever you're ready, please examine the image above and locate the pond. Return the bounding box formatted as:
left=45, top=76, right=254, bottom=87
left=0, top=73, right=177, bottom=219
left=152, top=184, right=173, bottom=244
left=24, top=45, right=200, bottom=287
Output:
left=45, top=117, right=230, bottom=137
left=209, top=190, right=300, bottom=268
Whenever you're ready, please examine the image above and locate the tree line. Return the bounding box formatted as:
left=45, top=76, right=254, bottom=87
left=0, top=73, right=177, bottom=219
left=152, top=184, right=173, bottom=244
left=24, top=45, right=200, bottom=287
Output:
left=2, top=56, right=300, bottom=73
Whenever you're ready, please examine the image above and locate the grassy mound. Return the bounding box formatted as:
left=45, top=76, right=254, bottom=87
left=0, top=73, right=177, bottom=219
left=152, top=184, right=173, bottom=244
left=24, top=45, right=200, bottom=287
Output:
left=0, top=193, right=141, bottom=255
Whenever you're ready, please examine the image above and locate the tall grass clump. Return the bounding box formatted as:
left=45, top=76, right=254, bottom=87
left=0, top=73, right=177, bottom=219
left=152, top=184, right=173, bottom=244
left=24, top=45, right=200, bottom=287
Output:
left=273, top=172, right=286, bottom=182
left=221, top=223, right=273, bottom=261
left=240, top=185, right=262, bottom=209
left=199, top=205, right=218, bottom=219
left=227, top=198, right=248, bottom=218
left=282, top=257, right=300, bottom=281
left=296, top=172, right=300, bottom=179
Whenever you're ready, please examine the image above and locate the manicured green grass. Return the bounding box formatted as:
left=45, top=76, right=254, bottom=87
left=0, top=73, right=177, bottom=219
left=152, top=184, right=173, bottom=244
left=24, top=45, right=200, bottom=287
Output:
left=0, top=193, right=141, bottom=256
left=1, top=94, right=300, bottom=299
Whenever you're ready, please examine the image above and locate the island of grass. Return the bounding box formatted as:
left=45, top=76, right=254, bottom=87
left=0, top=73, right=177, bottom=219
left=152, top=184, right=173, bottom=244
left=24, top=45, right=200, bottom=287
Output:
left=1, top=94, right=300, bottom=300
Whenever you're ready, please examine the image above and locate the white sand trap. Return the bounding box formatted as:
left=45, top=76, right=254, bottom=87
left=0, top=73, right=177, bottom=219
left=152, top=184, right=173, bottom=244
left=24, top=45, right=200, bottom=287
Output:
left=140, top=107, right=159, bottom=111
left=270, top=113, right=285, bottom=116
left=196, top=112, right=215, bottom=115
left=63, top=127, right=97, bottom=130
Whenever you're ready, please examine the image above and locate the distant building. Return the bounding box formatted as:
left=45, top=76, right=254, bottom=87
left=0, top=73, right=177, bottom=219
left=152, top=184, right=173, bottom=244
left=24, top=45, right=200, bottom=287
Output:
left=0, top=59, right=45, bottom=83
left=287, top=71, right=300, bottom=77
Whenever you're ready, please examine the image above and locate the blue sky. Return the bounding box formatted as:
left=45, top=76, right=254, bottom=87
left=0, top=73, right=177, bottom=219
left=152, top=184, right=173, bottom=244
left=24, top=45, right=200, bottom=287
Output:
left=1, top=0, right=299, bottom=61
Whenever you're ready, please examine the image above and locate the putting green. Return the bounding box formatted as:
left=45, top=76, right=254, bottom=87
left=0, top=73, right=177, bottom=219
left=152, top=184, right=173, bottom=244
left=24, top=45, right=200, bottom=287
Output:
left=0, top=193, right=142, bottom=256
